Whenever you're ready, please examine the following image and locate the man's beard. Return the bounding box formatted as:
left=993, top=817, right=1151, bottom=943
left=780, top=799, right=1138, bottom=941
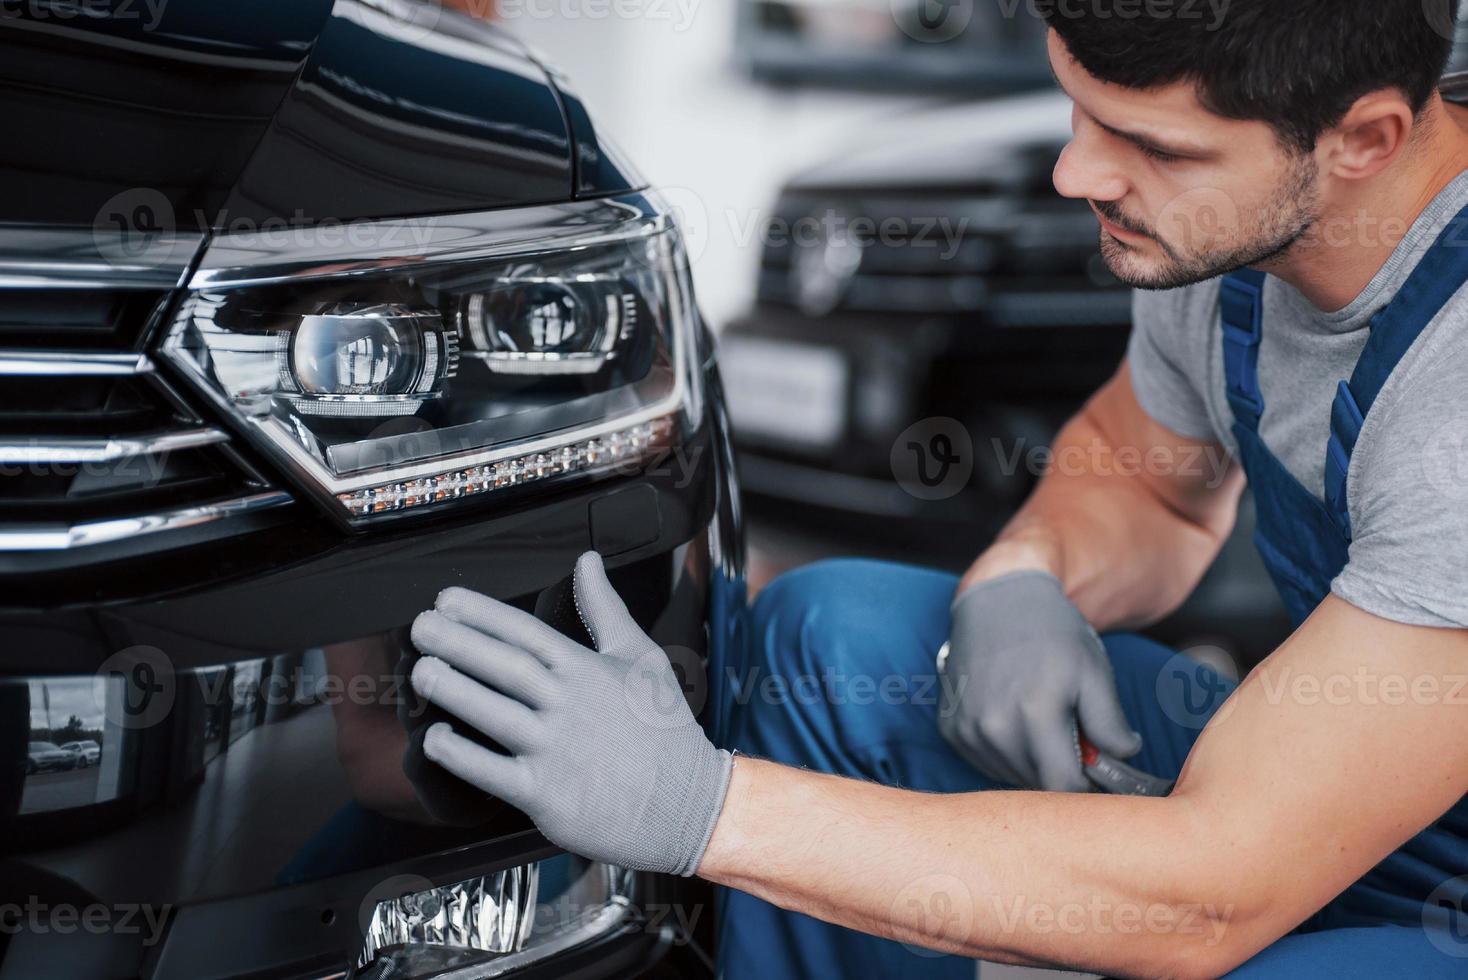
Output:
left=1094, top=155, right=1321, bottom=291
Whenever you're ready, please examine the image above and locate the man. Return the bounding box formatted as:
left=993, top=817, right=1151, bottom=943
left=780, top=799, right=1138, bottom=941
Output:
left=405, top=2, right=1468, bottom=976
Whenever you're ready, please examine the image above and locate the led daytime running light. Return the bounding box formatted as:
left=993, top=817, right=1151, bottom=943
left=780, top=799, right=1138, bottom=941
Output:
left=338, top=417, right=673, bottom=516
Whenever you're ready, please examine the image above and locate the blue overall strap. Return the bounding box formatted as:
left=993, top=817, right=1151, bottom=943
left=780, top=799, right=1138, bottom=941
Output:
left=1220, top=268, right=1268, bottom=432
left=1323, top=202, right=1468, bottom=538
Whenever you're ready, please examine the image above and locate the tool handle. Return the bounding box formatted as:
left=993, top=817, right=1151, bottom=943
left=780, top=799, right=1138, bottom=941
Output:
left=1078, top=733, right=1175, bottom=797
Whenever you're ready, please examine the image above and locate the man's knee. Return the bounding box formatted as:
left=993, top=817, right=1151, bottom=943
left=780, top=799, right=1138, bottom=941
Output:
left=1103, top=631, right=1237, bottom=726
left=734, top=559, right=974, bottom=782
left=750, top=558, right=956, bottom=684
left=1100, top=631, right=1178, bottom=676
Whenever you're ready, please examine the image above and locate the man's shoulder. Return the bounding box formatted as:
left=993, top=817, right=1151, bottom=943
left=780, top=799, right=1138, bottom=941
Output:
left=1375, top=276, right=1468, bottom=419
left=1339, top=281, right=1468, bottom=630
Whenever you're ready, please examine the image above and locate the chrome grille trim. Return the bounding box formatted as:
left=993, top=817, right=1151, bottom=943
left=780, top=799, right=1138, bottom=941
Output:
left=0, top=350, right=154, bottom=376
left=0, top=226, right=204, bottom=291
left=0, top=427, right=230, bottom=465
left=0, top=492, right=293, bottom=552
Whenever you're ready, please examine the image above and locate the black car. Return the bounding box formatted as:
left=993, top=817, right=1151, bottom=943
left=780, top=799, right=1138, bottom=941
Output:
left=721, top=89, right=1288, bottom=664
left=0, top=2, right=741, bottom=978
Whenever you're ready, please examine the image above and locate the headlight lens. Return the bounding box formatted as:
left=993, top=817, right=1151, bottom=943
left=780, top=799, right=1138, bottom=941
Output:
left=163, top=198, right=696, bottom=525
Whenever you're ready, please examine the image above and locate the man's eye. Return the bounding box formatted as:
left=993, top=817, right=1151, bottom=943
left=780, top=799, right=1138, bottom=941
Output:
left=1140, top=144, right=1183, bottom=164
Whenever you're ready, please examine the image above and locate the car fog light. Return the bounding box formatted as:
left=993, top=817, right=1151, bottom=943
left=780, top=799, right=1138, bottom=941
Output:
left=356, top=856, right=634, bottom=979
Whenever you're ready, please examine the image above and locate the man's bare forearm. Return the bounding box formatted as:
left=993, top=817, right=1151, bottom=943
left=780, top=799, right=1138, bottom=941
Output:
left=698, top=757, right=1241, bottom=979
left=961, top=367, right=1242, bottom=631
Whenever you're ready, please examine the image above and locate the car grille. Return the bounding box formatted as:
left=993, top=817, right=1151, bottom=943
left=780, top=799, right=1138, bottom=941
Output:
left=757, top=191, right=1132, bottom=325
left=0, top=283, right=291, bottom=552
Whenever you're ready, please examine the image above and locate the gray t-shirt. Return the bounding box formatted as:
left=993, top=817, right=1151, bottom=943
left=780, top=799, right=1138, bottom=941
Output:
left=1129, top=77, right=1468, bottom=629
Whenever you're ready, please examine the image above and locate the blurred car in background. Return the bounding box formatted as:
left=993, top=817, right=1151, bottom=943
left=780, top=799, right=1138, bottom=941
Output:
left=59, top=741, right=101, bottom=767
left=24, top=742, right=77, bottom=776
left=721, top=88, right=1290, bottom=666
left=736, top=0, right=1053, bottom=93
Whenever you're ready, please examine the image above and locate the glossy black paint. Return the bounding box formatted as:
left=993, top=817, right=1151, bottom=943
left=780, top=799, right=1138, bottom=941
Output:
left=0, top=0, right=332, bottom=228
left=0, top=376, right=745, bottom=977
left=0, top=2, right=736, bottom=977
left=0, top=0, right=584, bottom=231
left=222, top=0, right=576, bottom=224
left=538, top=63, right=645, bottom=200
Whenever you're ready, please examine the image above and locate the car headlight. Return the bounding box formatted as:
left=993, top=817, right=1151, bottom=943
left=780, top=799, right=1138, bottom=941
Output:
left=163, top=196, right=698, bottom=526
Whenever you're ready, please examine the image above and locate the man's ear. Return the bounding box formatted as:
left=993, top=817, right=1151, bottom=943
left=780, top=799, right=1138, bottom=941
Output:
left=1319, top=90, right=1418, bottom=181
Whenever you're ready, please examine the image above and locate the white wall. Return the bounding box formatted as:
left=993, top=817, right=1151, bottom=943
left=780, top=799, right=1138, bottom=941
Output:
left=505, top=3, right=926, bottom=329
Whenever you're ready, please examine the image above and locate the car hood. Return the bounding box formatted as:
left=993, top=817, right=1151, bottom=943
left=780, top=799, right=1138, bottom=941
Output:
left=0, top=0, right=576, bottom=229
left=787, top=89, right=1072, bottom=194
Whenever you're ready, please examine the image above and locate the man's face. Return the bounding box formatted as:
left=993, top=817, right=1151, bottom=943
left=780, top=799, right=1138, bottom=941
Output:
left=1047, top=31, right=1323, bottom=290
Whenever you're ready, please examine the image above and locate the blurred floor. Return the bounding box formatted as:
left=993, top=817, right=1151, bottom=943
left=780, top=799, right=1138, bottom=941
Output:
left=746, top=516, right=896, bottom=598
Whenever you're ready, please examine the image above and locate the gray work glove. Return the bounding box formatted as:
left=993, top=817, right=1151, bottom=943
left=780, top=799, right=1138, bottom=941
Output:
left=938, top=570, right=1141, bottom=792
left=409, top=551, right=733, bottom=877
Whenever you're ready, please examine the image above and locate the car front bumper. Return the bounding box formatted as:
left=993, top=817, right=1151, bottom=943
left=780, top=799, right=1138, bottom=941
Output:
left=0, top=364, right=745, bottom=980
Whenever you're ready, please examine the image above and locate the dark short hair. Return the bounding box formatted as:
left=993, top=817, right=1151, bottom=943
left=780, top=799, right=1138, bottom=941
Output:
left=1042, top=0, right=1462, bottom=152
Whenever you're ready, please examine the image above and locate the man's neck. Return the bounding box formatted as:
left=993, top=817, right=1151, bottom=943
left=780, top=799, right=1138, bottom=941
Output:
left=1261, top=96, right=1468, bottom=313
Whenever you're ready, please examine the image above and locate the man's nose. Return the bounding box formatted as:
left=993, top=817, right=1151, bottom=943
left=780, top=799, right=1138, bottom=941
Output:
left=1052, top=136, right=1129, bottom=205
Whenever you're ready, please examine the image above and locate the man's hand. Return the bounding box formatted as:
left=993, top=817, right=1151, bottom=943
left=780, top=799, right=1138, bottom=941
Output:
left=408, top=551, right=733, bottom=876
left=939, top=571, right=1141, bottom=791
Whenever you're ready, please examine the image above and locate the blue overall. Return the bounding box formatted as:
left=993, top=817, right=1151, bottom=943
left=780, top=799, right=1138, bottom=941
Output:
left=715, top=206, right=1468, bottom=977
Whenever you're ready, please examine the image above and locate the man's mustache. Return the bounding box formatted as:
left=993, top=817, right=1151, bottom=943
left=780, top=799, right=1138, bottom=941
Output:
left=1091, top=200, right=1155, bottom=239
